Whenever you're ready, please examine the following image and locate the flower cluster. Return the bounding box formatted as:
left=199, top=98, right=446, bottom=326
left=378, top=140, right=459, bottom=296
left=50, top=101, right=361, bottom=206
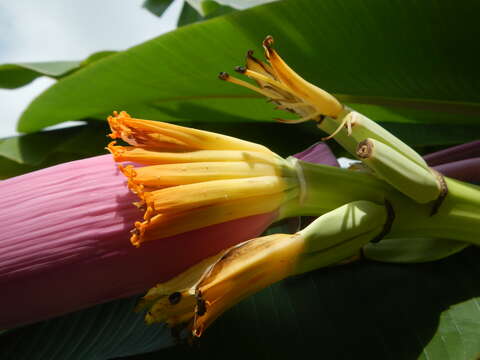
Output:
left=107, top=111, right=301, bottom=247
left=219, top=36, right=343, bottom=124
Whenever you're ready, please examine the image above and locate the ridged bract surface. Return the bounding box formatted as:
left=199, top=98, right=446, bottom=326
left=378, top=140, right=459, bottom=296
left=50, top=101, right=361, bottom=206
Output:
left=0, top=155, right=275, bottom=328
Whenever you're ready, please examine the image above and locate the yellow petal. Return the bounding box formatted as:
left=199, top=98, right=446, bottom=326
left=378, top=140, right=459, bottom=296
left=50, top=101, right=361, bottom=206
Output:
left=108, top=142, right=280, bottom=166
left=108, top=111, right=274, bottom=154
left=108, top=113, right=299, bottom=248
left=126, top=161, right=286, bottom=187
left=245, top=49, right=275, bottom=80
left=145, top=176, right=291, bottom=214
left=192, top=232, right=305, bottom=336
left=132, top=191, right=293, bottom=246
left=137, top=252, right=225, bottom=326
left=262, top=36, right=343, bottom=118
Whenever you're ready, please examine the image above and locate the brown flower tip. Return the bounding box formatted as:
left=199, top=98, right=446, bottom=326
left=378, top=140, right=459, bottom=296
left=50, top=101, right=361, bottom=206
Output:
left=263, top=35, right=274, bottom=49
left=356, top=139, right=374, bottom=159
left=218, top=72, right=229, bottom=80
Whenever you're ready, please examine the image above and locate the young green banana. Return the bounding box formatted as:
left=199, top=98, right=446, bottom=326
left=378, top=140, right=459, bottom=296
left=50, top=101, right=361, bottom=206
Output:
left=294, top=200, right=388, bottom=274
left=356, top=138, right=442, bottom=204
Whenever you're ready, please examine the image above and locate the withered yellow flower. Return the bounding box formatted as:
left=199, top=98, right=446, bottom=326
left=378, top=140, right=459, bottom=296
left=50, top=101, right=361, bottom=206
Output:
left=135, top=233, right=305, bottom=336
left=219, top=35, right=343, bottom=125
left=220, top=36, right=434, bottom=167
left=107, top=111, right=300, bottom=247
left=137, top=201, right=387, bottom=337
left=191, top=233, right=304, bottom=337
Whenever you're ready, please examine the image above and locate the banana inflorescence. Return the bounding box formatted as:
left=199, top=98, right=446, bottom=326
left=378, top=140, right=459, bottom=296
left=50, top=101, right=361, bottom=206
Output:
left=129, top=36, right=480, bottom=339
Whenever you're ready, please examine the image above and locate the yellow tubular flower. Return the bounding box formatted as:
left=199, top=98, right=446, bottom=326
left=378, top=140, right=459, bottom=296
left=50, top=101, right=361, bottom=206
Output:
left=107, top=111, right=300, bottom=247
left=220, top=36, right=430, bottom=168
left=219, top=35, right=343, bottom=124
left=137, top=201, right=387, bottom=337
left=135, top=233, right=303, bottom=334
left=191, top=233, right=304, bottom=337
left=135, top=252, right=227, bottom=327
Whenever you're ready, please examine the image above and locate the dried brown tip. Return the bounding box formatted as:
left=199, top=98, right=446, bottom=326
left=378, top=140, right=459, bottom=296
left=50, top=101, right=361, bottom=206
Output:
left=430, top=169, right=448, bottom=216
left=247, top=50, right=264, bottom=67
left=246, top=49, right=260, bottom=63
left=246, top=49, right=268, bottom=68
left=356, top=139, right=374, bottom=159
left=263, top=35, right=274, bottom=48
left=234, top=66, right=247, bottom=74
left=262, top=35, right=275, bottom=60
left=218, top=72, right=229, bottom=80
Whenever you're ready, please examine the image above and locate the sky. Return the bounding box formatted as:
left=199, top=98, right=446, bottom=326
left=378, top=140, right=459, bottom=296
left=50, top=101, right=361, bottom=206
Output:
left=0, top=0, right=183, bottom=138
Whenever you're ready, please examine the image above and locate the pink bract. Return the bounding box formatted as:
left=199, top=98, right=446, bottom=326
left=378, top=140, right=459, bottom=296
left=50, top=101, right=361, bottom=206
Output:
left=0, top=155, right=275, bottom=328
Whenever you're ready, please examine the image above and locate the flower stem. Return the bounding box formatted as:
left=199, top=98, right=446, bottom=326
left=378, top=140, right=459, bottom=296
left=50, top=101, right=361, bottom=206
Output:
left=282, top=160, right=480, bottom=246
left=282, top=160, right=390, bottom=216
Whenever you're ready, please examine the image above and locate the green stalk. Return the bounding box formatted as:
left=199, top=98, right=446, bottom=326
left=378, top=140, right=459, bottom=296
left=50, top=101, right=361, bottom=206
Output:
left=299, top=200, right=387, bottom=253
left=280, top=160, right=480, bottom=248
left=356, top=138, right=441, bottom=203
left=319, top=108, right=428, bottom=168
left=388, top=179, right=480, bottom=243
left=293, top=201, right=386, bottom=274
left=281, top=159, right=390, bottom=217
left=295, top=230, right=378, bottom=274
left=363, top=179, right=479, bottom=262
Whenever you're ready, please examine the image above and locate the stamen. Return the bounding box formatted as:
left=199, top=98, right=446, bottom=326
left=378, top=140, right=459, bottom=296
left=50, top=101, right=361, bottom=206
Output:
left=262, top=35, right=275, bottom=61
left=275, top=103, right=313, bottom=110
left=218, top=72, right=277, bottom=98
left=262, top=35, right=282, bottom=80
left=267, top=98, right=302, bottom=104
left=346, top=117, right=352, bottom=136
left=241, top=68, right=293, bottom=94
left=275, top=111, right=323, bottom=124
left=321, top=115, right=352, bottom=141
left=246, top=50, right=275, bottom=76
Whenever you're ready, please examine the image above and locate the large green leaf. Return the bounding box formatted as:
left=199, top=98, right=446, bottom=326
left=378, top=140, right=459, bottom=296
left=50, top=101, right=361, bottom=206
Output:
left=0, top=157, right=39, bottom=180
left=0, top=125, right=100, bottom=165
left=0, top=51, right=116, bottom=89
left=0, top=296, right=174, bottom=360
left=0, top=62, right=80, bottom=89
left=0, top=122, right=109, bottom=179
left=17, top=0, right=480, bottom=134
